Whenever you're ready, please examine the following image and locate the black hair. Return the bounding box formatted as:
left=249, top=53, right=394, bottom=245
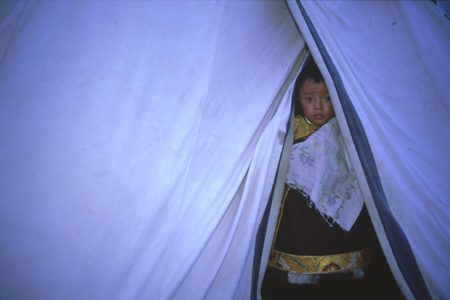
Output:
left=294, top=58, right=325, bottom=116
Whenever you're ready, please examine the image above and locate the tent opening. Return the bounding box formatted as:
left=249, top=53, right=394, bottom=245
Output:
left=258, top=56, right=405, bottom=300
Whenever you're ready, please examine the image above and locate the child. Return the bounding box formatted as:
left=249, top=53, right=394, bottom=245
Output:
left=262, top=59, right=376, bottom=299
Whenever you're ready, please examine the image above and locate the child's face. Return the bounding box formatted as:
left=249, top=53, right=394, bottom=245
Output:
left=299, top=78, right=335, bottom=126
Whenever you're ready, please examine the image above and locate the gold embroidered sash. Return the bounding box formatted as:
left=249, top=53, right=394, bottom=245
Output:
left=268, top=247, right=372, bottom=274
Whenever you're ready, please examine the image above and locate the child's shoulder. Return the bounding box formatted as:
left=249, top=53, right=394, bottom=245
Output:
left=294, top=115, right=318, bottom=142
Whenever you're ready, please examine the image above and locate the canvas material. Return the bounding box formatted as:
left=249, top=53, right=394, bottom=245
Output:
left=0, top=1, right=303, bottom=299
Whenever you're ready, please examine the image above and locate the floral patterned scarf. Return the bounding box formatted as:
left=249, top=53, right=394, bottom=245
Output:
left=285, top=117, right=364, bottom=231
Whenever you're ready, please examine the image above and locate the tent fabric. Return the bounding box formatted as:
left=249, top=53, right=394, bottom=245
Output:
left=0, top=1, right=303, bottom=299
left=283, top=1, right=450, bottom=299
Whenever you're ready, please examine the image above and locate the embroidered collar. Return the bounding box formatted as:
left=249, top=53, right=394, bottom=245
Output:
left=305, top=117, right=321, bottom=134
left=294, top=116, right=321, bottom=141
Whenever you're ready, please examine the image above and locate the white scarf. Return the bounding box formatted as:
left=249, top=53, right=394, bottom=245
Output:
left=285, top=117, right=364, bottom=231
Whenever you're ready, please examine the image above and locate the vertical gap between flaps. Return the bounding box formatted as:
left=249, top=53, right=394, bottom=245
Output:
left=253, top=48, right=308, bottom=300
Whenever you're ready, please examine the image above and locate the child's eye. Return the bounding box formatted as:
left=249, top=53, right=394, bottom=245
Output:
left=325, top=96, right=331, bottom=101
left=305, top=97, right=312, bottom=102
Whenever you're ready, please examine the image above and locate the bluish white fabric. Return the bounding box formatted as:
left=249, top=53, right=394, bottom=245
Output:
left=0, top=1, right=303, bottom=299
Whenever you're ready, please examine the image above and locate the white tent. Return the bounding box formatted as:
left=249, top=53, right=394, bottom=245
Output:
left=0, top=1, right=449, bottom=299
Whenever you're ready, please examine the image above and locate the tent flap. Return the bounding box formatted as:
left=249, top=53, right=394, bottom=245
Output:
left=0, top=1, right=303, bottom=299
left=286, top=1, right=450, bottom=299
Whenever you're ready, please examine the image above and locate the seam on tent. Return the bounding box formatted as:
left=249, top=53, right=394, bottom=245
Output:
left=317, top=1, right=446, bottom=248
left=156, top=3, right=227, bottom=299
left=428, top=0, right=450, bottom=23
left=295, top=1, right=432, bottom=299
left=0, top=0, right=29, bottom=67
left=388, top=1, right=450, bottom=115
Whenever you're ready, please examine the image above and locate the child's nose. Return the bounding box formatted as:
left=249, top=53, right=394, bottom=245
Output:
left=314, top=99, right=323, bottom=109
